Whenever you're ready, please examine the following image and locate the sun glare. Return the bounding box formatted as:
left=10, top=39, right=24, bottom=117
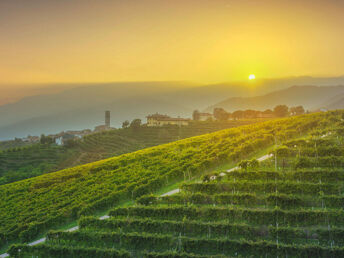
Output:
left=249, top=74, right=256, bottom=80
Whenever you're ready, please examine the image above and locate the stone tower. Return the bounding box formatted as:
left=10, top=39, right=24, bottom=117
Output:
left=105, top=110, right=110, bottom=127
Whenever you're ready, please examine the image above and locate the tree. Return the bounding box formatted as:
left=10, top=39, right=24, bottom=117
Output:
left=232, top=110, right=244, bottom=120
left=213, top=108, right=229, bottom=121
left=40, top=134, right=54, bottom=144
left=290, top=106, right=305, bottom=116
left=273, top=105, right=289, bottom=117
left=244, top=109, right=258, bottom=119
left=64, top=139, right=77, bottom=148
left=192, top=110, right=200, bottom=121
left=130, top=119, right=142, bottom=129
left=14, top=138, right=22, bottom=143
left=122, top=120, right=130, bottom=128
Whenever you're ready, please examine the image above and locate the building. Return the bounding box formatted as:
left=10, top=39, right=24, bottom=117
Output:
left=94, top=111, right=112, bottom=132
left=55, top=134, right=81, bottom=146
left=53, top=130, right=92, bottom=146
left=198, top=112, right=214, bottom=121
left=94, top=125, right=111, bottom=132
left=146, top=113, right=191, bottom=127
left=51, top=129, right=92, bottom=146
left=22, top=135, right=40, bottom=143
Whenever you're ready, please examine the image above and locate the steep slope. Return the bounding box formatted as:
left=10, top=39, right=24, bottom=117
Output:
left=206, top=85, right=344, bottom=112
left=0, top=110, right=342, bottom=251
left=0, top=120, right=261, bottom=185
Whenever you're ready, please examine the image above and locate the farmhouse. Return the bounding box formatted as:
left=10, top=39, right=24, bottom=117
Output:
left=147, top=113, right=191, bottom=127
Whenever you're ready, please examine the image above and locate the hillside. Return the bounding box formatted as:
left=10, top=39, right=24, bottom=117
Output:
left=317, top=93, right=344, bottom=110
left=0, top=139, right=31, bottom=151
left=206, top=85, right=344, bottom=112
left=0, top=120, right=263, bottom=185
left=0, top=110, right=342, bottom=255
left=103, top=134, right=344, bottom=257
left=0, top=144, right=77, bottom=185
left=2, top=77, right=344, bottom=140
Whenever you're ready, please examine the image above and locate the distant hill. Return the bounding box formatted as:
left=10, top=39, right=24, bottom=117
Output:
left=1, top=76, right=344, bottom=140
left=205, top=85, right=344, bottom=112
left=316, top=93, right=344, bottom=110
left=0, top=82, right=196, bottom=140
left=161, top=76, right=344, bottom=110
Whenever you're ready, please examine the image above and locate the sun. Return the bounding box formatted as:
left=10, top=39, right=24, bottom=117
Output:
left=249, top=74, right=256, bottom=80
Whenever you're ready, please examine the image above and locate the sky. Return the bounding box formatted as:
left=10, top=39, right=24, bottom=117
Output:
left=1, top=0, right=344, bottom=85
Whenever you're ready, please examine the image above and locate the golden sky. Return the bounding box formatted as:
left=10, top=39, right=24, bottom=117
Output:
left=1, top=0, right=343, bottom=84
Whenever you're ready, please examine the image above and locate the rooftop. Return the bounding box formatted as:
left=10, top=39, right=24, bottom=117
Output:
left=147, top=113, right=190, bottom=121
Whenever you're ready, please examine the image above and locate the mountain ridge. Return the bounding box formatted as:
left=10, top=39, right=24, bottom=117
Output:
left=205, top=85, right=344, bottom=112
left=2, top=77, right=344, bottom=140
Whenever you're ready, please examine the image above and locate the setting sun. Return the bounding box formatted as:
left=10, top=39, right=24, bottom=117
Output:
left=249, top=74, right=256, bottom=80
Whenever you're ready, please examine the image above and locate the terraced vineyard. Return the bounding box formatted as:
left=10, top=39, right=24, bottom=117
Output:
left=76, top=120, right=264, bottom=164
left=0, top=144, right=76, bottom=185
left=0, top=120, right=263, bottom=185
left=2, top=111, right=344, bottom=257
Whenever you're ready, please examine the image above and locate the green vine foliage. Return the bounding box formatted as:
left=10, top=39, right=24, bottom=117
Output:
left=3, top=110, right=344, bottom=257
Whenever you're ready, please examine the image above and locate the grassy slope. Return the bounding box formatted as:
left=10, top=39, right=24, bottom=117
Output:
left=0, top=120, right=265, bottom=185
left=0, top=111, right=341, bottom=250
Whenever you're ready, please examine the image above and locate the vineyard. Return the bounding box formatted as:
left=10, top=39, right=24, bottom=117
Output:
left=76, top=120, right=260, bottom=164
left=0, top=120, right=262, bottom=185
left=0, top=144, right=76, bottom=185
left=2, top=111, right=344, bottom=257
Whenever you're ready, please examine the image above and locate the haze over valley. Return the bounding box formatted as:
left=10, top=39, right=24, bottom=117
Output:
left=1, top=76, right=344, bottom=140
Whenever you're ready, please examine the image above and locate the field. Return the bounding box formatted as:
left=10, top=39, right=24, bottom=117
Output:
left=1, top=111, right=343, bottom=257
left=0, top=120, right=264, bottom=185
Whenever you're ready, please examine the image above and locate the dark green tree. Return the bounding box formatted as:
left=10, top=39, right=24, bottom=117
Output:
left=213, top=108, right=229, bottom=120
left=273, top=105, right=289, bottom=117
left=232, top=110, right=244, bottom=120
left=290, top=106, right=305, bottom=116
left=130, top=119, right=142, bottom=129
left=122, top=120, right=130, bottom=128
left=40, top=134, right=54, bottom=144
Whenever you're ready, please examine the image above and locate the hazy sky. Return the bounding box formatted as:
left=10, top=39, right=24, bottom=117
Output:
left=1, top=0, right=344, bottom=84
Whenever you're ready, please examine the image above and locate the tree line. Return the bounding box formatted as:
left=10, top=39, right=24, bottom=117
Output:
left=193, top=105, right=305, bottom=121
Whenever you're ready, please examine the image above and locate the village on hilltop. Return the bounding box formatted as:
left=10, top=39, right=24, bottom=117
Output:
left=17, top=105, right=309, bottom=146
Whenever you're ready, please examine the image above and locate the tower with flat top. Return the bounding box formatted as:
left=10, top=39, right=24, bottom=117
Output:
left=105, top=111, right=110, bottom=127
